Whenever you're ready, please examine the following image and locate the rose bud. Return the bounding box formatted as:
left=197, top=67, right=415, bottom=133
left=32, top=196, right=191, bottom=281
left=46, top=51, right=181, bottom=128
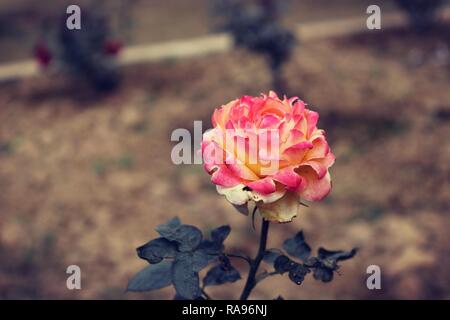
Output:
left=33, top=41, right=52, bottom=68
left=103, top=39, right=123, bottom=56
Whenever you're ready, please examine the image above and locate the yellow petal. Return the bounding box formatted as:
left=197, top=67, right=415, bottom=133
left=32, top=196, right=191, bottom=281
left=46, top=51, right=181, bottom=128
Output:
left=248, top=184, right=286, bottom=204
left=256, top=192, right=299, bottom=223
left=216, top=184, right=251, bottom=206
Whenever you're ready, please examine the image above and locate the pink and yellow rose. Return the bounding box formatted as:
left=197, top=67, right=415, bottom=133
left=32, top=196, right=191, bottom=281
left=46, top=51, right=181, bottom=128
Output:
left=202, top=92, right=334, bottom=222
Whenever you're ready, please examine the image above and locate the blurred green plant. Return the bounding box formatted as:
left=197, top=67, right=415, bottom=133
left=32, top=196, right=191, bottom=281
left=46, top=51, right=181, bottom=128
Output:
left=211, top=0, right=296, bottom=94
left=115, top=154, right=134, bottom=170
left=92, top=159, right=108, bottom=176
left=34, top=4, right=124, bottom=93
left=0, top=141, right=13, bottom=155
left=394, top=0, right=444, bottom=32
left=58, top=10, right=122, bottom=92
left=0, top=137, right=22, bottom=156
left=92, top=154, right=135, bottom=176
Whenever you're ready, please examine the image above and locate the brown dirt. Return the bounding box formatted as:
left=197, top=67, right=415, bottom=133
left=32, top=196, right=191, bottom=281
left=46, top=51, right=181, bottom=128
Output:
left=0, top=26, right=449, bottom=299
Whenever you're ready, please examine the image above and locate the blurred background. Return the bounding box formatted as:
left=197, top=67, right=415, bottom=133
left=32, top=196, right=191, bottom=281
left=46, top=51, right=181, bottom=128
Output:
left=0, top=0, right=449, bottom=299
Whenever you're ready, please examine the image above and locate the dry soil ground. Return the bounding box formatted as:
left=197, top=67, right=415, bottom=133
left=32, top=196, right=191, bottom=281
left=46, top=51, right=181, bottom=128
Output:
left=0, top=25, right=450, bottom=299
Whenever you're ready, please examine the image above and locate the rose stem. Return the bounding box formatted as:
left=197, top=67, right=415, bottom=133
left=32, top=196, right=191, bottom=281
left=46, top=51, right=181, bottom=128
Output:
left=239, top=217, right=270, bottom=300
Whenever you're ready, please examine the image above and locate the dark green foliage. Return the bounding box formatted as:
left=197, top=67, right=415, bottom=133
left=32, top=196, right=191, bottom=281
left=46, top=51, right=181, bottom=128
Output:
left=394, top=0, right=444, bottom=32
left=283, top=231, right=311, bottom=261
left=155, top=217, right=181, bottom=237
left=127, top=262, right=172, bottom=292
left=318, top=247, right=358, bottom=262
left=263, top=248, right=283, bottom=263
left=211, top=225, right=231, bottom=244
left=128, top=218, right=239, bottom=299
left=273, top=255, right=293, bottom=274
left=161, top=225, right=203, bottom=252
left=313, top=266, right=334, bottom=282
left=172, top=253, right=202, bottom=299
left=0, top=141, right=13, bottom=155
left=288, top=263, right=310, bottom=285
left=128, top=217, right=357, bottom=299
left=190, top=250, right=212, bottom=272
left=58, top=11, right=121, bottom=92
left=137, top=238, right=177, bottom=264
left=198, top=225, right=231, bottom=254
left=213, top=0, right=295, bottom=67
left=203, top=256, right=241, bottom=287
left=271, top=230, right=357, bottom=285
left=212, top=0, right=295, bottom=93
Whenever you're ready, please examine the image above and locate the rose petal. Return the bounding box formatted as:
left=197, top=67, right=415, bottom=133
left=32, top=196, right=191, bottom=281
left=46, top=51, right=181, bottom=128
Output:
left=226, top=161, right=260, bottom=181
left=301, top=161, right=327, bottom=179
left=246, top=177, right=276, bottom=195
left=268, top=91, right=279, bottom=99
left=305, top=136, right=330, bottom=160
left=305, top=110, right=319, bottom=137
left=282, top=141, right=313, bottom=164
left=284, top=129, right=304, bottom=148
left=249, top=184, right=286, bottom=204
left=257, top=192, right=299, bottom=223
left=217, top=184, right=251, bottom=206
left=297, top=167, right=332, bottom=201
left=259, top=114, right=281, bottom=129
left=212, top=100, right=238, bottom=128
left=211, top=165, right=242, bottom=187
left=272, top=166, right=306, bottom=191
left=304, top=151, right=335, bottom=178
left=291, top=98, right=305, bottom=115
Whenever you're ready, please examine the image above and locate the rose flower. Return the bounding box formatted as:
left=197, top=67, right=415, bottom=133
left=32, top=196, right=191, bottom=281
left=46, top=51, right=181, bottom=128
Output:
left=202, top=92, right=334, bottom=222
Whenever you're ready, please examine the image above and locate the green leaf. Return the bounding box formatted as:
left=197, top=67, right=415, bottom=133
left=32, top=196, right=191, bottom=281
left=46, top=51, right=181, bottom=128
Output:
left=273, top=255, right=294, bottom=274
left=198, top=239, right=222, bottom=255
left=311, top=247, right=357, bottom=283
left=175, top=225, right=203, bottom=252
left=203, top=262, right=241, bottom=287
left=211, top=225, right=231, bottom=244
left=137, top=238, right=177, bottom=264
left=317, top=248, right=358, bottom=262
left=313, top=266, right=334, bottom=282
left=155, top=217, right=181, bottom=238
left=191, top=250, right=212, bottom=272
left=172, top=253, right=201, bottom=300
left=263, top=248, right=283, bottom=263
left=288, top=263, right=310, bottom=285
left=303, top=257, right=320, bottom=268
left=158, top=221, right=203, bottom=252
left=283, top=231, right=311, bottom=261
left=127, top=262, right=172, bottom=292
left=173, top=294, right=206, bottom=300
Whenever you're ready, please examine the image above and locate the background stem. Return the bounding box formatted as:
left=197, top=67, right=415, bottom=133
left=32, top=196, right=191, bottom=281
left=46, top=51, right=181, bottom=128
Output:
left=239, top=218, right=270, bottom=300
